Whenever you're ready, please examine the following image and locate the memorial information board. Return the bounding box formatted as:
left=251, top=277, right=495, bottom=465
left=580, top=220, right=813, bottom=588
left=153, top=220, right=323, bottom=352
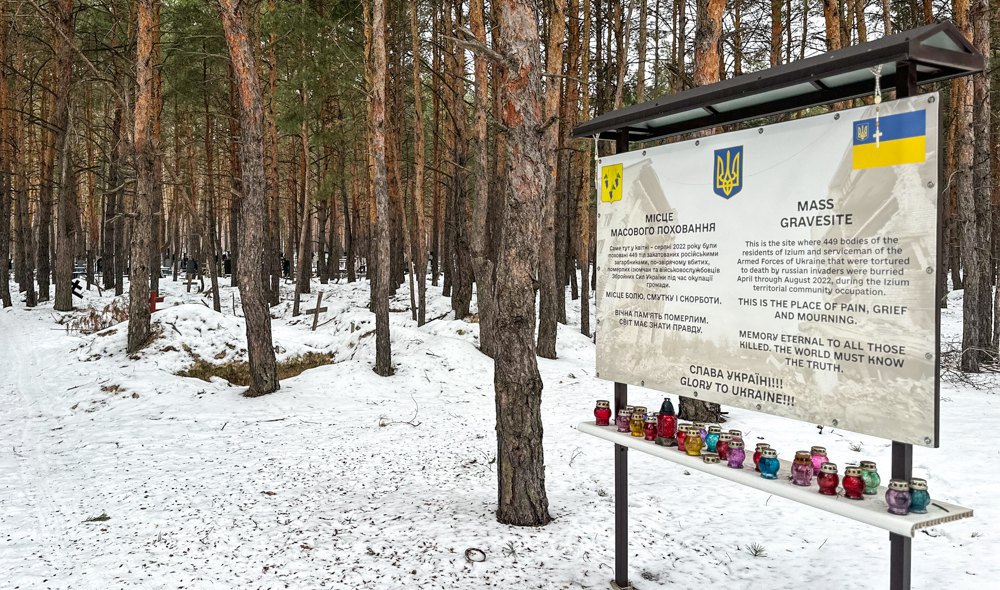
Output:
left=595, top=95, right=940, bottom=447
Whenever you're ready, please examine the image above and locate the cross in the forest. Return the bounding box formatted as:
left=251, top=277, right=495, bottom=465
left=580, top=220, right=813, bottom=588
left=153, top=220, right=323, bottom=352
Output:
left=305, top=291, right=328, bottom=331
left=71, top=279, right=84, bottom=299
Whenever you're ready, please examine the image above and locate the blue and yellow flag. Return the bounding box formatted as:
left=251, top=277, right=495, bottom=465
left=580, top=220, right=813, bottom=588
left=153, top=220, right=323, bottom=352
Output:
left=852, top=111, right=926, bottom=170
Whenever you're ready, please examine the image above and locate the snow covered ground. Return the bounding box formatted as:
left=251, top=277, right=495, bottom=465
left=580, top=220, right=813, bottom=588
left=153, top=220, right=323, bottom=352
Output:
left=0, top=275, right=996, bottom=589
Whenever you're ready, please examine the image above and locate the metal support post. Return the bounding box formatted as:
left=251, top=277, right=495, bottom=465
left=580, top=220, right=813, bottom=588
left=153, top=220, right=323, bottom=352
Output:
left=613, top=381, right=629, bottom=589
left=888, top=61, right=916, bottom=590
left=611, top=128, right=632, bottom=590
left=890, top=440, right=913, bottom=590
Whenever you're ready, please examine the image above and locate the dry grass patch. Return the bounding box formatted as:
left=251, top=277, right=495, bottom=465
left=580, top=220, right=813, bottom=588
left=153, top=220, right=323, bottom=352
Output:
left=178, top=352, right=333, bottom=386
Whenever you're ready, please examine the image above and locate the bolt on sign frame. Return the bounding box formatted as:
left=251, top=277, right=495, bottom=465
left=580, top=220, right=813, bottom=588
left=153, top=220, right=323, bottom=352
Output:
left=571, top=21, right=983, bottom=590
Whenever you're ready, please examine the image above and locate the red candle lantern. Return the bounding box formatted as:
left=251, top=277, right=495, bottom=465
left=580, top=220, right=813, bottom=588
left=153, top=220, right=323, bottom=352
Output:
left=675, top=425, right=689, bottom=452
left=753, top=443, right=770, bottom=472
left=716, top=433, right=732, bottom=460
left=656, top=398, right=678, bottom=447
left=594, top=400, right=612, bottom=426
left=644, top=416, right=658, bottom=441
left=817, top=462, right=839, bottom=496
left=843, top=466, right=865, bottom=500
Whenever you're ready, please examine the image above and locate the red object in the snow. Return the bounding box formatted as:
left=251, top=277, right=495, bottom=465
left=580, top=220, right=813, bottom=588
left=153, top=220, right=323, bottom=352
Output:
left=149, top=290, right=164, bottom=313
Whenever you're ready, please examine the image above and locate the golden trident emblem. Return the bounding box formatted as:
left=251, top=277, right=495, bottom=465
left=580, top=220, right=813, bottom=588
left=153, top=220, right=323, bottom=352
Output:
left=715, top=149, right=741, bottom=198
left=856, top=123, right=869, bottom=141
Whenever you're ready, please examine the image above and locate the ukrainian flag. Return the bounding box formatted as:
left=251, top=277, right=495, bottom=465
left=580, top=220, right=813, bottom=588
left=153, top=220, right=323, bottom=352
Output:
left=852, top=110, right=926, bottom=170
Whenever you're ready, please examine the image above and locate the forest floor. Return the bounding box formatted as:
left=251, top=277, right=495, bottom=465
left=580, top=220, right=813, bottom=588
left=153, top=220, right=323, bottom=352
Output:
left=0, top=275, right=997, bottom=589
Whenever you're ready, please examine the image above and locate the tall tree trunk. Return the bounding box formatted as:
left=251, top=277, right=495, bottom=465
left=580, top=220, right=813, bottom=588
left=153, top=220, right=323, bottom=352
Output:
left=770, top=0, right=782, bottom=66
left=51, top=0, right=76, bottom=310
left=681, top=0, right=725, bottom=422
left=218, top=0, right=280, bottom=395
left=368, top=0, right=393, bottom=376
left=960, top=0, right=995, bottom=369
left=468, top=0, right=496, bottom=355
left=265, top=0, right=281, bottom=304
left=578, top=0, right=592, bottom=336
left=0, top=0, right=12, bottom=308
left=636, top=0, right=647, bottom=102
left=822, top=0, right=842, bottom=51
left=493, top=0, right=551, bottom=528
left=129, top=0, right=158, bottom=352
left=537, top=0, right=566, bottom=359
left=410, top=0, right=428, bottom=326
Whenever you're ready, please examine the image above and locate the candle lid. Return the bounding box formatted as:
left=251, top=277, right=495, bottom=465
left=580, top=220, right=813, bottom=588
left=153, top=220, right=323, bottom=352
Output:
left=755, top=442, right=770, bottom=450
left=618, top=408, right=631, bottom=416
left=820, top=462, right=838, bottom=474
left=729, top=440, right=744, bottom=449
left=794, top=451, right=811, bottom=462
left=625, top=405, right=635, bottom=412
left=694, top=422, right=706, bottom=429
left=845, top=466, right=863, bottom=477
left=811, top=446, right=827, bottom=455
left=719, top=433, right=732, bottom=441
left=702, top=453, right=720, bottom=464
left=631, top=410, right=644, bottom=418
left=708, top=425, right=722, bottom=434
left=596, top=400, right=610, bottom=408
left=860, top=460, right=877, bottom=470
left=645, top=416, right=657, bottom=424
left=761, top=448, right=777, bottom=458
left=888, top=479, right=909, bottom=491
left=909, top=478, right=928, bottom=491
left=728, top=429, right=742, bottom=438
left=635, top=406, right=647, bottom=414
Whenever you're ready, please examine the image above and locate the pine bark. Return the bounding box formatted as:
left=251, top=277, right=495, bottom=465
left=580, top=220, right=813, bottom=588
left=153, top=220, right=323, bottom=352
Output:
left=960, top=0, right=995, bottom=369
left=218, top=0, right=280, bottom=395
left=0, top=0, right=11, bottom=308
left=51, top=0, right=76, bottom=311
left=410, top=0, right=428, bottom=326
left=369, top=0, right=393, bottom=376
left=493, top=0, right=551, bottom=528
left=536, top=0, right=566, bottom=360
left=128, top=0, right=157, bottom=352
left=682, top=0, right=725, bottom=422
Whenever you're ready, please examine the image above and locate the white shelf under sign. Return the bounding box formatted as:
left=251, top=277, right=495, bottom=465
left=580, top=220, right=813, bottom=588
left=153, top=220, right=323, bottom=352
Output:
left=577, top=422, right=972, bottom=538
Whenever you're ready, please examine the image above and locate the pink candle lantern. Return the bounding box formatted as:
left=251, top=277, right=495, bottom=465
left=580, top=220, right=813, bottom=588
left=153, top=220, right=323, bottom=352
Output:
left=727, top=440, right=746, bottom=469
left=810, top=446, right=829, bottom=476
left=817, top=462, right=839, bottom=496
left=716, top=433, right=732, bottom=460
left=616, top=409, right=631, bottom=433
left=594, top=400, right=612, bottom=426
left=695, top=422, right=708, bottom=442
left=843, top=466, right=865, bottom=500
left=791, top=451, right=813, bottom=486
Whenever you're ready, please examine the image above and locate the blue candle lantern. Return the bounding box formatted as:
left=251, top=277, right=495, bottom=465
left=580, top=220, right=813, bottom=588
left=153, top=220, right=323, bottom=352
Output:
left=909, top=478, right=931, bottom=514
left=705, top=425, right=722, bottom=452
left=759, top=448, right=780, bottom=480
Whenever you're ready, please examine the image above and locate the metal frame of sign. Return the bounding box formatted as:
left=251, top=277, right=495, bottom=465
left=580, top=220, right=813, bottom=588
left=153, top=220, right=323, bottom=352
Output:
left=580, top=54, right=976, bottom=590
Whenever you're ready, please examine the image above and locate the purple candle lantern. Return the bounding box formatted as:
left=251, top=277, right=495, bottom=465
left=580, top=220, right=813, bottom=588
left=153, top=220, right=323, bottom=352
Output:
left=727, top=440, right=746, bottom=469
left=886, top=479, right=912, bottom=515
